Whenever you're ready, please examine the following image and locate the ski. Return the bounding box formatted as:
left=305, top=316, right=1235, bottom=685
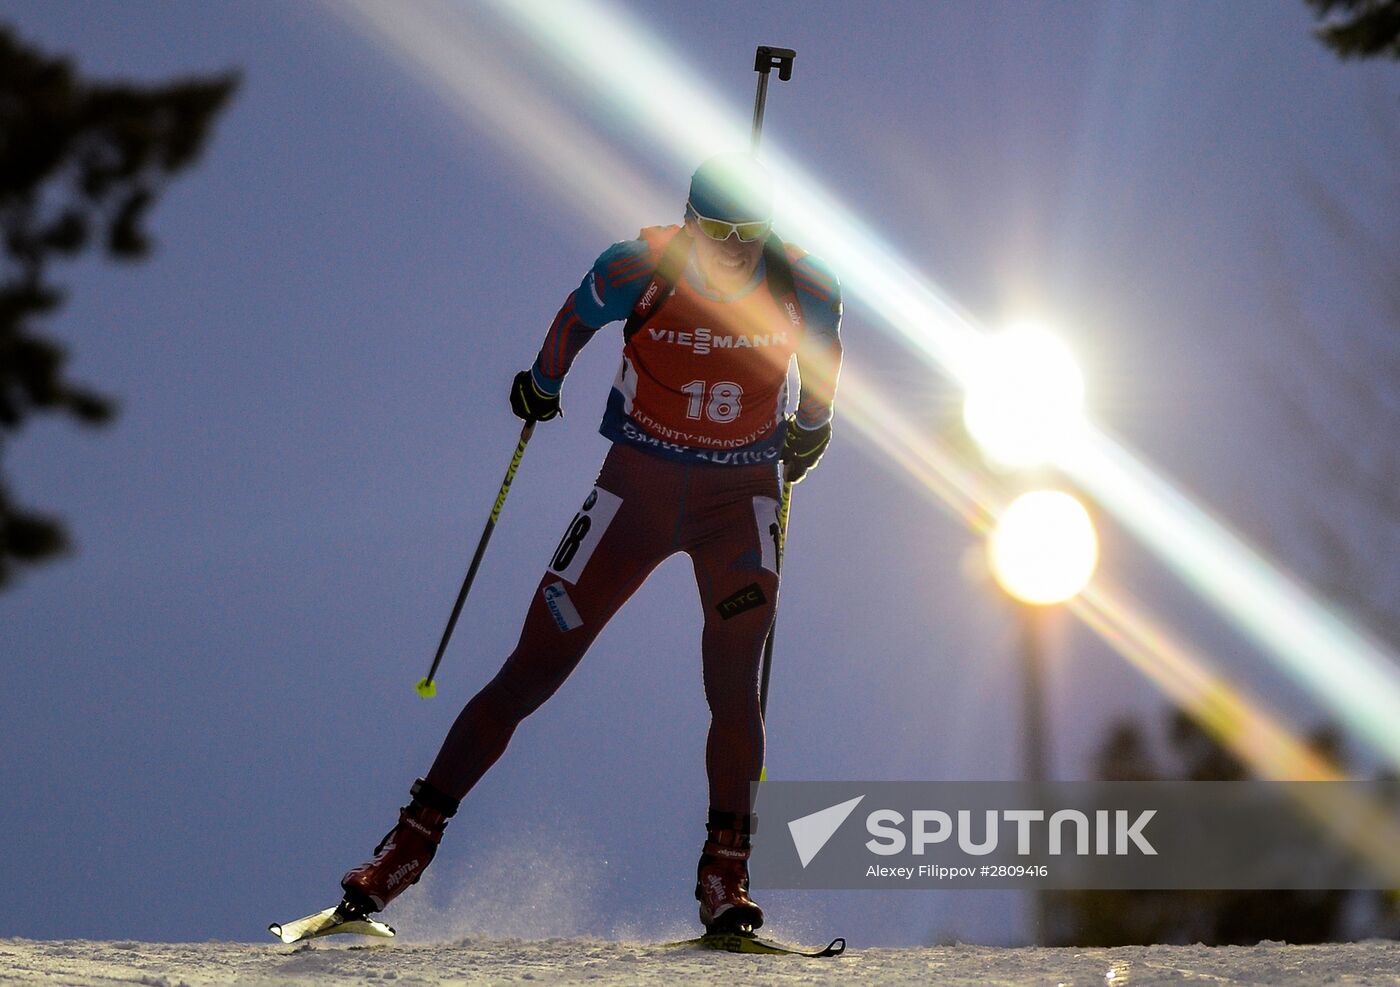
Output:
left=268, top=905, right=396, bottom=944
left=669, top=931, right=846, bottom=957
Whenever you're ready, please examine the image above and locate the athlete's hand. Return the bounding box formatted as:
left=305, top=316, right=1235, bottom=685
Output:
left=781, top=415, right=831, bottom=484
left=510, top=370, right=561, bottom=423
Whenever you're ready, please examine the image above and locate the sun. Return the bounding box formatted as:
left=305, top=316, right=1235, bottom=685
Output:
left=962, top=325, right=1086, bottom=469
left=989, top=490, right=1099, bottom=605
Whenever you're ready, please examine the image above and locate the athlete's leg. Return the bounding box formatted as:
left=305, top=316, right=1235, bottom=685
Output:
left=425, top=445, right=681, bottom=800
left=343, top=445, right=684, bottom=914
left=685, top=465, right=782, bottom=817
left=684, top=462, right=781, bottom=931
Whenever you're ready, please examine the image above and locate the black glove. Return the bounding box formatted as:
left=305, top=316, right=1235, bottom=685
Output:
left=510, top=369, right=561, bottom=422
left=781, top=415, right=831, bottom=484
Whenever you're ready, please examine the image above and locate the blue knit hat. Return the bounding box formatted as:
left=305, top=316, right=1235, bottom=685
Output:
left=687, top=153, right=773, bottom=222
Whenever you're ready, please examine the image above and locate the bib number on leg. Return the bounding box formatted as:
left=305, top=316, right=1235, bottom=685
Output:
left=548, top=486, right=623, bottom=584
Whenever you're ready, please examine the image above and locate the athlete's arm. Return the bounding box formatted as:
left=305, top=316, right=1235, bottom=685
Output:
left=529, top=239, right=652, bottom=396
left=790, top=252, right=844, bottom=428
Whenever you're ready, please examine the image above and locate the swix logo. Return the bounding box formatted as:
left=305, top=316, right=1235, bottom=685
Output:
left=638, top=281, right=661, bottom=312
left=784, top=300, right=802, bottom=326
left=647, top=327, right=788, bottom=355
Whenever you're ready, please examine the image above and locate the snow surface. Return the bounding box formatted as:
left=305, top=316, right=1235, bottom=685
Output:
left=4, top=937, right=1400, bottom=985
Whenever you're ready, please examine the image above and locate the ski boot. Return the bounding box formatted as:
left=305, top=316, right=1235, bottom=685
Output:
left=695, top=810, right=764, bottom=933
left=339, top=777, right=459, bottom=915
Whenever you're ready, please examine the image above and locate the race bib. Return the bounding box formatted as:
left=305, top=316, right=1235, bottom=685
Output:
left=753, top=495, right=780, bottom=574
left=547, top=486, right=623, bottom=584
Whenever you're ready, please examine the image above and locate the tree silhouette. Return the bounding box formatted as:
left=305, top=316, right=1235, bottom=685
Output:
left=1252, top=106, right=1400, bottom=655
left=1047, top=711, right=1357, bottom=946
left=1306, top=0, right=1400, bottom=59
left=0, top=24, right=237, bottom=589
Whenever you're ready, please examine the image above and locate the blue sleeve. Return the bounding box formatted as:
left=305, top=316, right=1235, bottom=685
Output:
left=791, top=252, right=844, bottom=428
left=531, top=239, right=653, bottom=394
left=793, top=252, right=843, bottom=345
left=571, top=238, right=653, bottom=328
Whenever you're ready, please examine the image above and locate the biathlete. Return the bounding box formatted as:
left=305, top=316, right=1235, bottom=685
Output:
left=339, top=153, right=844, bottom=934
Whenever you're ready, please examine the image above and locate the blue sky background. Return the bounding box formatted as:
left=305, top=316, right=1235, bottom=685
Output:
left=2, top=0, right=1397, bottom=947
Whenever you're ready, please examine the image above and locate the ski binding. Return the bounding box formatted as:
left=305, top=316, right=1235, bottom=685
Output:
left=269, top=904, right=395, bottom=944
left=670, top=928, right=845, bottom=957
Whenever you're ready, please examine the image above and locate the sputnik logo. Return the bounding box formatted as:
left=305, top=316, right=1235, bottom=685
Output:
left=787, top=796, right=865, bottom=868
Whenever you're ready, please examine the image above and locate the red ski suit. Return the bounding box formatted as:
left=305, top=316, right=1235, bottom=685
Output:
left=425, top=227, right=842, bottom=816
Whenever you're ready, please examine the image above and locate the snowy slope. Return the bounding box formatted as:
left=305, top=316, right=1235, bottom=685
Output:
left=4, top=938, right=1400, bottom=986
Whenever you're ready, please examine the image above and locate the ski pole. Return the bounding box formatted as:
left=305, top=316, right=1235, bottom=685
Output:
left=749, top=44, right=795, bottom=776
left=415, top=420, right=535, bottom=698
left=758, top=477, right=792, bottom=721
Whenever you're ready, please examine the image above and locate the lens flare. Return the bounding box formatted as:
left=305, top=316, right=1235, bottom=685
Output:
left=323, top=0, right=1400, bottom=793
left=467, top=0, right=1400, bottom=769
left=989, top=490, right=1099, bottom=605
left=963, top=326, right=1087, bottom=469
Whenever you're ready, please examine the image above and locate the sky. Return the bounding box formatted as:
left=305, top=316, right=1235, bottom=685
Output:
left=3, top=0, right=1398, bottom=948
